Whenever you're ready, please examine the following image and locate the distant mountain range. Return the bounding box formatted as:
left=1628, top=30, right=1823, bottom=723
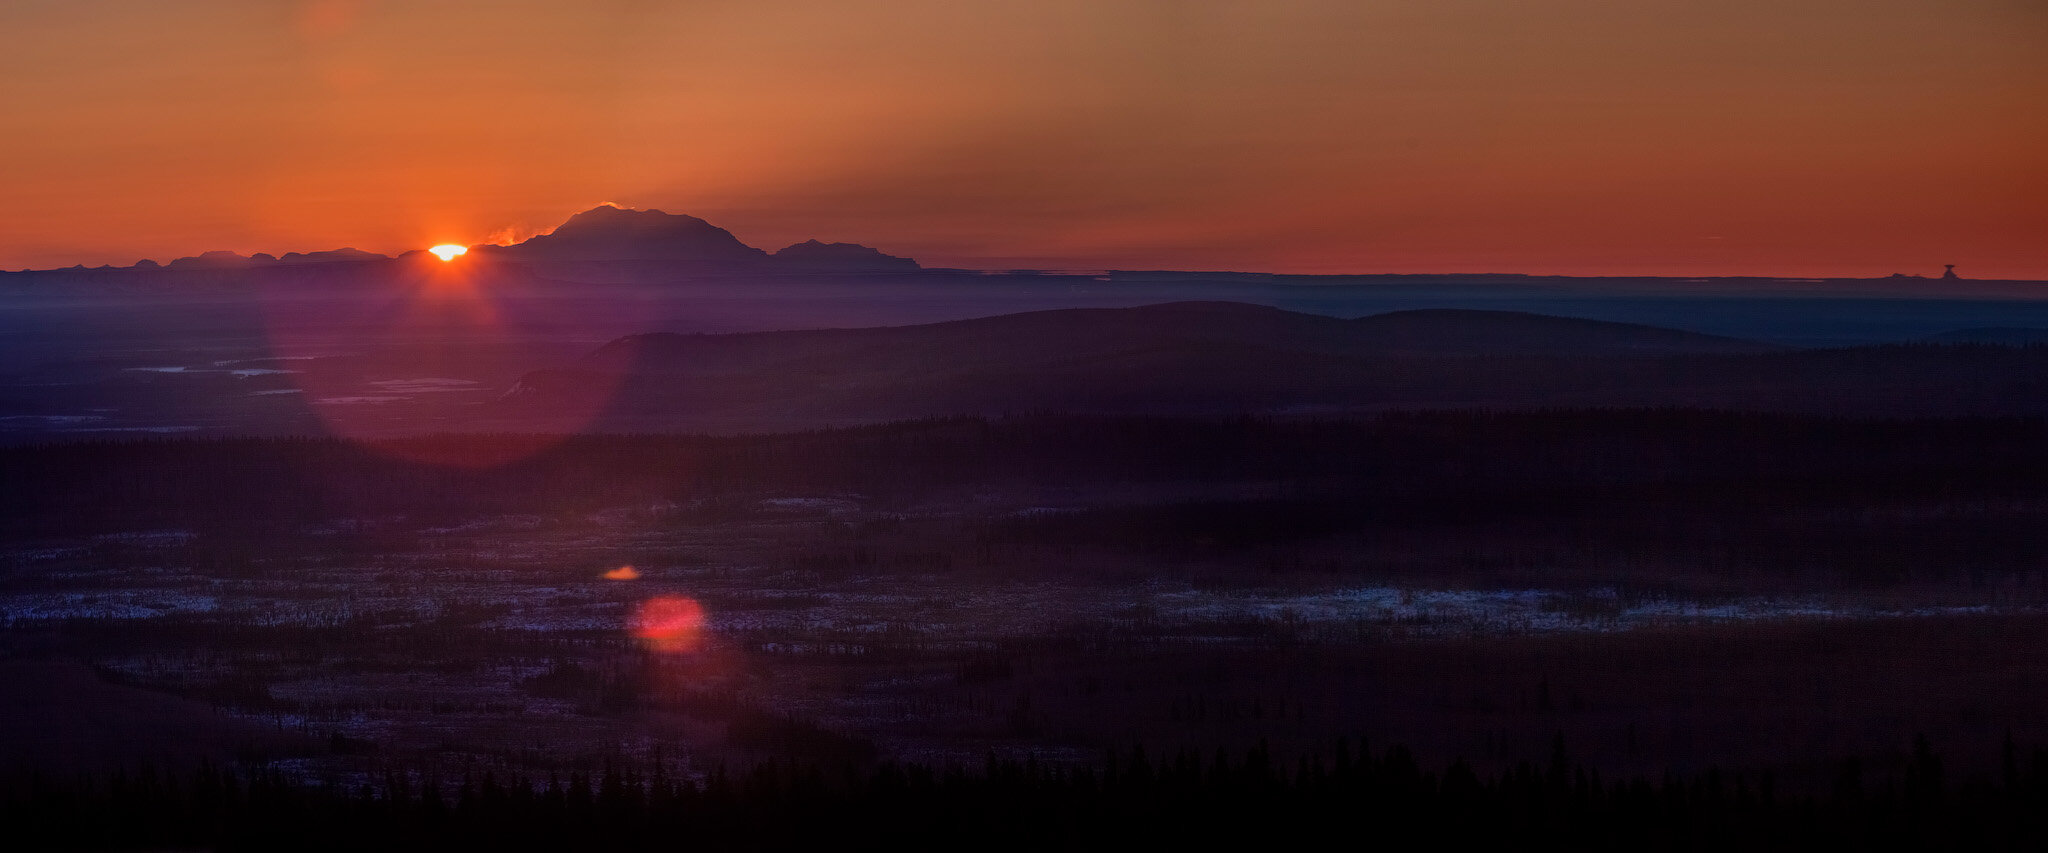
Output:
left=5, top=206, right=920, bottom=276
left=9, top=206, right=2047, bottom=313
left=478, top=205, right=769, bottom=265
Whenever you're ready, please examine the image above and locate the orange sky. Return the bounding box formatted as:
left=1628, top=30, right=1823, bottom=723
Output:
left=3, top=0, right=2044, bottom=277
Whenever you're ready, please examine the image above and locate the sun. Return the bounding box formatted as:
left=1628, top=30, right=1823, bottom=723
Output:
left=428, top=244, right=468, bottom=262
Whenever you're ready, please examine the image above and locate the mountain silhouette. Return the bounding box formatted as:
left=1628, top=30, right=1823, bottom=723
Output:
left=771, top=239, right=920, bottom=272
left=275, top=248, right=386, bottom=265
left=164, top=250, right=256, bottom=271
left=486, top=205, right=770, bottom=265
left=4, top=207, right=926, bottom=276
left=157, top=248, right=389, bottom=271
left=481, top=206, right=926, bottom=272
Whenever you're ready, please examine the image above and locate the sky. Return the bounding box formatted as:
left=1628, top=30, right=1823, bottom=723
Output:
left=2, top=0, right=2044, bottom=277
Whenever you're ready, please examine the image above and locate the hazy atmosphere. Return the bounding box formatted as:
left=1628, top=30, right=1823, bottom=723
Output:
left=8, top=3, right=2048, bottom=850
left=5, top=0, right=2044, bottom=276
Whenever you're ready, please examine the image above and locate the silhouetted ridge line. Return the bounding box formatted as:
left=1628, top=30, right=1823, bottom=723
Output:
left=474, top=205, right=921, bottom=272
left=2, top=206, right=919, bottom=275
left=487, top=205, right=769, bottom=264
left=771, top=238, right=920, bottom=272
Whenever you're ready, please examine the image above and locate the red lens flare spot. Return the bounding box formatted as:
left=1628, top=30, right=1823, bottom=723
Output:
left=603, top=565, right=641, bottom=580
left=633, top=596, right=706, bottom=652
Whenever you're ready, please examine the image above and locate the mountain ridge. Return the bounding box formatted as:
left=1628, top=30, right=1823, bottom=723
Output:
left=479, top=205, right=769, bottom=265
left=3, top=206, right=919, bottom=276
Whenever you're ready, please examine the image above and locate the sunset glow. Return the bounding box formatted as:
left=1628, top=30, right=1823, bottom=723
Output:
left=1, top=2, right=2043, bottom=277
left=14, top=4, right=2048, bottom=844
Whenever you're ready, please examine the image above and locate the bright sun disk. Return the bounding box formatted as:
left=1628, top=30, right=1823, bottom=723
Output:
left=429, top=244, right=467, bottom=262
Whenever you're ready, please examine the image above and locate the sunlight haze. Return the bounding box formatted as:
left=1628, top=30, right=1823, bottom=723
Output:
left=3, top=0, right=2043, bottom=276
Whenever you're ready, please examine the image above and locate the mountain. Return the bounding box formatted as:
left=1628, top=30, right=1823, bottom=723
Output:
left=4, top=208, right=923, bottom=278
left=485, top=205, right=770, bottom=266
left=484, top=206, right=924, bottom=273
left=771, top=239, right=920, bottom=273
left=164, top=251, right=256, bottom=271
left=275, top=248, right=386, bottom=265
left=155, top=248, right=389, bottom=271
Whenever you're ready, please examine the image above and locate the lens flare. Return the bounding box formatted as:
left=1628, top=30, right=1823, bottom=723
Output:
left=633, top=596, right=706, bottom=653
left=252, top=245, right=633, bottom=469
left=428, top=244, right=468, bottom=261
left=604, top=565, right=641, bottom=580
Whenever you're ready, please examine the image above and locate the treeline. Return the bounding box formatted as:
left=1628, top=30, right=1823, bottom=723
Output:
left=9, top=737, right=2048, bottom=851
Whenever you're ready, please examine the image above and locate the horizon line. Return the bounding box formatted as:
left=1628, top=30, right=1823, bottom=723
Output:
left=6, top=257, right=2042, bottom=284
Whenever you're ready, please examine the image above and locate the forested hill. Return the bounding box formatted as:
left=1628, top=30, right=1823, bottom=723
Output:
left=574, top=302, right=1775, bottom=374
left=496, top=303, right=2048, bottom=429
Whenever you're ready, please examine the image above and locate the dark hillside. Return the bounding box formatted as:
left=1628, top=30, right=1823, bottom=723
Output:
left=496, top=304, right=2048, bottom=429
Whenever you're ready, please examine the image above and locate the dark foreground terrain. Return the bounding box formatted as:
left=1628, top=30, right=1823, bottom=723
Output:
left=7, top=411, right=2048, bottom=846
